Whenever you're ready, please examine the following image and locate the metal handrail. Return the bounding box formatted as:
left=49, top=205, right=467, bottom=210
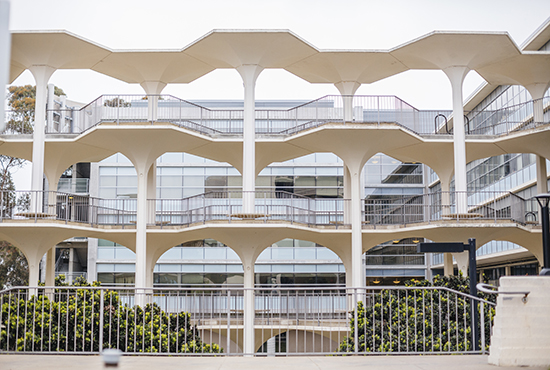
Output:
left=476, top=282, right=529, bottom=303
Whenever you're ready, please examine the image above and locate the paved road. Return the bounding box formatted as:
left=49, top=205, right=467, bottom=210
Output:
left=0, top=354, right=547, bottom=370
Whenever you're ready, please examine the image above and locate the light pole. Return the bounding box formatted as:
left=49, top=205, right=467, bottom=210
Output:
left=535, top=193, right=550, bottom=276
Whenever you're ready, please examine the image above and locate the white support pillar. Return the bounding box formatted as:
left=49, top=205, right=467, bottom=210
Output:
left=335, top=81, right=361, bottom=123
left=347, top=163, right=364, bottom=291
left=443, top=66, right=469, bottom=215
left=147, top=162, right=157, bottom=225
left=0, top=0, right=10, bottom=133
left=440, top=178, right=452, bottom=216
left=237, top=65, right=264, bottom=214
left=29, top=65, right=56, bottom=211
left=452, top=251, right=469, bottom=277
left=443, top=253, right=454, bottom=276
left=28, top=255, right=41, bottom=296
left=68, top=247, right=74, bottom=284
left=45, top=247, right=55, bottom=287
left=140, top=81, right=167, bottom=123
left=343, top=166, right=351, bottom=224
left=243, top=260, right=255, bottom=356
left=135, top=162, right=149, bottom=306
left=46, top=83, right=55, bottom=132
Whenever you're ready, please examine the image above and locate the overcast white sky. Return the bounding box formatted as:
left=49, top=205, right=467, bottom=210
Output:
left=6, top=0, right=550, bottom=187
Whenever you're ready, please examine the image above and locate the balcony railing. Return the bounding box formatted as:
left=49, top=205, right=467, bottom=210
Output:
left=4, top=94, right=545, bottom=138
left=363, top=190, right=531, bottom=227
left=148, top=190, right=349, bottom=228
left=0, top=190, right=136, bottom=227
left=0, top=190, right=537, bottom=228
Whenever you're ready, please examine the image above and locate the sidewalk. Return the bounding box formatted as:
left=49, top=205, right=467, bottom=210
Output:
left=0, top=354, right=548, bottom=370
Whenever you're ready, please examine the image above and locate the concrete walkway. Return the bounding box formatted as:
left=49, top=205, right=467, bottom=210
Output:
left=0, top=354, right=548, bottom=370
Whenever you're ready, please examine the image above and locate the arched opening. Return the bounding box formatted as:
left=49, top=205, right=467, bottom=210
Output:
left=95, top=238, right=136, bottom=286
left=256, top=238, right=345, bottom=288
left=365, top=237, right=428, bottom=286
left=154, top=239, right=243, bottom=287
left=258, top=152, right=344, bottom=199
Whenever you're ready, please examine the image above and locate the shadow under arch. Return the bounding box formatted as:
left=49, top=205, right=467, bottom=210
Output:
left=151, top=238, right=244, bottom=287
left=363, top=237, right=428, bottom=286
left=255, top=237, right=346, bottom=287
left=476, top=239, right=542, bottom=271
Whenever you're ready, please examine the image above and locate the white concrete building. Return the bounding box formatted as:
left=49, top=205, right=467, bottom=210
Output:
left=2, top=19, right=550, bottom=354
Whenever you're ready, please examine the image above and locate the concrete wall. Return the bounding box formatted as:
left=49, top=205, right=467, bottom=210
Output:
left=488, top=276, right=550, bottom=366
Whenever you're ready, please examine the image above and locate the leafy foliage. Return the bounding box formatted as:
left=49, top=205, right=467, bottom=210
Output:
left=0, top=243, right=28, bottom=289
left=103, top=97, right=131, bottom=107
left=338, top=274, right=496, bottom=353
left=0, top=278, right=222, bottom=354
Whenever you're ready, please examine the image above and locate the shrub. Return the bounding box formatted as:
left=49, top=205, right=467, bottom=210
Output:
left=0, top=279, right=222, bottom=354
left=338, top=274, right=495, bottom=353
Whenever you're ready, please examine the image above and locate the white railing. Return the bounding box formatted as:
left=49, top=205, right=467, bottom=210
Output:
left=0, top=285, right=495, bottom=356
left=20, top=94, right=548, bottom=137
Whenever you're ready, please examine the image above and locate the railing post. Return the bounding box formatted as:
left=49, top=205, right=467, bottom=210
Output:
left=99, top=289, right=104, bottom=352
left=377, top=96, right=380, bottom=125
left=353, top=287, right=358, bottom=354
left=494, top=193, right=498, bottom=223
left=480, top=301, right=485, bottom=354
left=227, top=289, right=231, bottom=353
left=116, top=95, right=120, bottom=125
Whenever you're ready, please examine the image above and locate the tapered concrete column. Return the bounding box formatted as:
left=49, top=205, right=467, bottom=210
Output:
left=443, top=66, right=469, bottom=215
left=242, top=259, right=255, bottom=356
left=29, top=65, right=56, bottom=211
left=440, top=178, right=452, bottom=216
left=44, top=247, right=55, bottom=286
left=452, top=251, right=468, bottom=276
left=140, top=81, right=167, bottom=123
left=443, top=253, right=454, bottom=276
left=347, top=163, right=364, bottom=290
left=237, top=65, right=264, bottom=213
left=335, top=81, right=361, bottom=122
left=147, top=162, right=157, bottom=225
left=134, top=162, right=151, bottom=306
left=68, top=247, right=74, bottom=283
left=0, top=0, right=9, bottom=133
left=45, top=172, right=60, bottom=216
left=46, top=84, right=55, bottom=132
left=343, top=166, right=351, bottom=224
left=28, top=256, right=41, bottom=296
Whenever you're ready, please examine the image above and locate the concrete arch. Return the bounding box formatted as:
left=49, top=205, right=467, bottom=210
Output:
left=260, top=237, right=348, bottom=285
left=477, top=237, right=543, bottom=267
left=144, top=237, right=244, bottom=288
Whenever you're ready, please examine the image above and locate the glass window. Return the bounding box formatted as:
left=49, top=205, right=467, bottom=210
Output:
left=271, top=264, right=294, bottom=273
left=97, top=263, right=115, bottom=272
left=181, top=264, right=204, bottom=272
left=114, top=264, right=135, bottom=272
left=161, top=167, right=183, bottom=175
left=117, top=167, right=136, bottom=175
left=204, top=264, right=226, bottom=273
left=114, top=247, right=135, bottom=259
left=161, top=176, right=183, bottom=186
left=159, top=248, right=182, bottom=260
left=97, top=247, right=115, bottom=259
left=99, top=166, right=117, bottom=174
left=227, top=264, right=244, bottom=273
left=182, top=248, right=204, bottom=259
left=161, top=188, right=183, bottom=198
